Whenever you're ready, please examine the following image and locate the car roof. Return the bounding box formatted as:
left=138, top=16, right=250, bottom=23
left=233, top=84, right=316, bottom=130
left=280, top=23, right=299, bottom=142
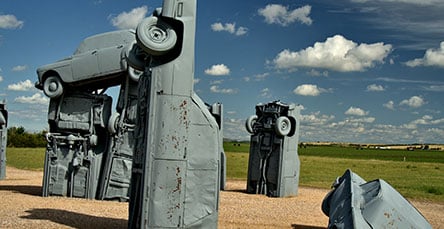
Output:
left=74, top=30, right=136, bottom=54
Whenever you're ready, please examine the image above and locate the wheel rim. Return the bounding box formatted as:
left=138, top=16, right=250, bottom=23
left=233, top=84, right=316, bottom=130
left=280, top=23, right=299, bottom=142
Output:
left=281, top=120, right=289, bottom=131
left=148, top=25, right=168, bottom=44
left=275, top=116, right=291, bottom=136
left=43, top=76, right=63, bottom=98
left=49, top=82, right=58, bottom=91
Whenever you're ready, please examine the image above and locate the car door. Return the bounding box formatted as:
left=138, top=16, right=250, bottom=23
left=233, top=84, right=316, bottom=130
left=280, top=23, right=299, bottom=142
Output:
left=71, top=49, right=100, bottom=81
left=97, top=44, right=125, bottom=75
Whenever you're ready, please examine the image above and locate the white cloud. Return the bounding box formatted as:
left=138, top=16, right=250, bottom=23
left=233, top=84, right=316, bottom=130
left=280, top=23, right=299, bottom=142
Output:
left=210, top=85, right=237, bottom=94
left=366, top=84, right=385, bottom=91
left=301, top=111, right=335, bottom=126
left=399, top=96, right=425, bottom=108
left=293, top=84, right=326, bottom=96
left=244, top=73, right=270, bottom=82
left=205, top=64, right=230, bottom=76
left=405, top=41, right=444, bottom=68
left=7, top=80, right=34, bottom=91
left=383, top=100, right=395, bottom=110
left=258, top=4, right=312, bottom=26
left=273, top=35, right=392, bottom=72
left=210, top=80, right=223, bottom=85
left=235, top=27, right=248, bottom=36
left=260, top=88, right=272, bottom=98
left=0, top=76, right=3, bottom=82
left=110, top=6, right=148, bottom=29
left=352, top=0, right=442, bottom=5
left=14, top=93, right=49, bottom=105
left=401, top=115, right=444, bottom=130
left=0, top=14, right=24, bottom=29
left=211, top=22, right=248, bottom=36
left=296, top=108, right=443, bottom=143
left=423, top=85, right=444, bottom=92
left=345, top=106, right=368, bottom=116
left=12, top=65, right=27, bottom=72
left=307, top=69, right=329, bottom=77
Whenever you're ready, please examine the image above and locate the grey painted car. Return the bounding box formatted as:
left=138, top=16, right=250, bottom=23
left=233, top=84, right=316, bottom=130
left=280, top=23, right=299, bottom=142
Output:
left=35, top=30, right=142, bottom=98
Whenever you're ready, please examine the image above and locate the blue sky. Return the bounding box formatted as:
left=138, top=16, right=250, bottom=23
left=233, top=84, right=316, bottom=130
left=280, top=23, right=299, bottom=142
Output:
left=1, top=0, right=444, bottom=144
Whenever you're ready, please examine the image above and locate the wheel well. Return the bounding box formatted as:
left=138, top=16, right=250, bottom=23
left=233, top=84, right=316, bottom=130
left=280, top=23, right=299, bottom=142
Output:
left=287, top=116, right=297, bottom=137
left=42, top=70, right=61, bottom=83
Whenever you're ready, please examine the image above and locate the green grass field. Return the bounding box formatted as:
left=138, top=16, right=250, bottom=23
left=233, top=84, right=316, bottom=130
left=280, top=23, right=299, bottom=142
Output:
left=6, top=147, right=45, bottom=171
left=5, top=144, right=444, bottom=202
left=299, top=145, right=444, bottom=163
left=225, top=142, right=444, bottom=203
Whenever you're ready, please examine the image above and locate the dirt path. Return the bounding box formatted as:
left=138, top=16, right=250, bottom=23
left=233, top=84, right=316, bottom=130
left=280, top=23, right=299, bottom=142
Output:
left=0, top=167, right=442, bottom=228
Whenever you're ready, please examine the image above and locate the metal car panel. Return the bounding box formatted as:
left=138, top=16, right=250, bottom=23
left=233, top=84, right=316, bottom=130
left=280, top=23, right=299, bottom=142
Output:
left=0, top=101, right=7, bottom=180
left=98, top=77, right=138, bottom=201
left=42, top=93, right=112, bottom=199
left=322, top=169, right=432, bottom=229
left=128, top=0, right=221, bottom=228
left=72, top=50, right=99, bottom=81
left=36, top=30, right=136, bottom=90
left=246, top=101, right=301, bottom=197
left=97, top=45, right=126, bottom=76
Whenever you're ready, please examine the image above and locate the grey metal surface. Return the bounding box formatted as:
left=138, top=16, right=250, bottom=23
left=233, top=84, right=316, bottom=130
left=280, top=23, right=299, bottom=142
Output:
left=208, top=102, right=226, bottom=190
left=0, top=101, right=7, bottom=180
left=42, top=92, right=112, bottom=198
left=35, top=30, right=137, bottom=98
left=322, top=169, right=432, bottom=229
left=35, top=13, right=142, bottom=201
left=245, top=101, right=301, bottom=197
left=128, top=0, right=221, bottom=227
left=98, top=75, right=139, bottom=201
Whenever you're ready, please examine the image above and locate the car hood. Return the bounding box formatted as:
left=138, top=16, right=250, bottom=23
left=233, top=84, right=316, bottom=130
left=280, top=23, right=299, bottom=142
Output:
left=36, top=57, right=72, bottom=77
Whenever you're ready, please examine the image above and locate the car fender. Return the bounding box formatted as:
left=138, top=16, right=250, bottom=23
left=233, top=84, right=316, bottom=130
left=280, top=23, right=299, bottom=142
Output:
left=37, top=58, right=73, bottom=84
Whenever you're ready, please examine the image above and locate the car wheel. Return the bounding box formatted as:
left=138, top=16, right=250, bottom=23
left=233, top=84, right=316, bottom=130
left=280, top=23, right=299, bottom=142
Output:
left=107, top=112, right=120, bottom=134
left=43, top=76, right=64, bottom=98
left=245, top=115, right=258, bottom=134
left=136, top=16, right=177, bottom=56
left=275, top=116, right=291, bottom=136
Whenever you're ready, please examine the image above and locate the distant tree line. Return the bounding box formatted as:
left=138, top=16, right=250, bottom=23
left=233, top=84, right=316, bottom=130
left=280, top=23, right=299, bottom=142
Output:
left=7, top=126, right=47, bottom=148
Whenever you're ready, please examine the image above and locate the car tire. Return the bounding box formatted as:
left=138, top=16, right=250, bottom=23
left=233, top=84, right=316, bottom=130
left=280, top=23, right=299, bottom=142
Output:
left=136, top=17, right=177, bottom=56
left=43, top=76, right=64, bottom=98
left=245, top=115, right=258, bottom=134
left=108, top=112, right=120, bottom=134
left=275, top=116, right=291, bottom=136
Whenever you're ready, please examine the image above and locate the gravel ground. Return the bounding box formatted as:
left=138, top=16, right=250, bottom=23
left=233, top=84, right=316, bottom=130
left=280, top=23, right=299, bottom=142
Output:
left=1, top=167, right=443, bottom=228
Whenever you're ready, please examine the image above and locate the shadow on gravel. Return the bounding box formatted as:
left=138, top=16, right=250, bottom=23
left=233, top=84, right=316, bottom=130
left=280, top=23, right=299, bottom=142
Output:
left=291, top=224, right=326, bottom=229
left=222, top=188, right=248, bottom=194
left=21, top=209, right=127, bottom=228
left=0, top=185, right=42, bottom=196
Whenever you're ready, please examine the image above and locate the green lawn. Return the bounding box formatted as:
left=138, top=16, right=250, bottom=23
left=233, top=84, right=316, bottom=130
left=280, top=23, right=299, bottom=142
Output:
left=299, top=145, right=444, bottom=163
left=225, top=142, right=444, bottom=203
left=5, top=145, right=444, bottom=202
left=6, top=147, right=45, bottom=171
